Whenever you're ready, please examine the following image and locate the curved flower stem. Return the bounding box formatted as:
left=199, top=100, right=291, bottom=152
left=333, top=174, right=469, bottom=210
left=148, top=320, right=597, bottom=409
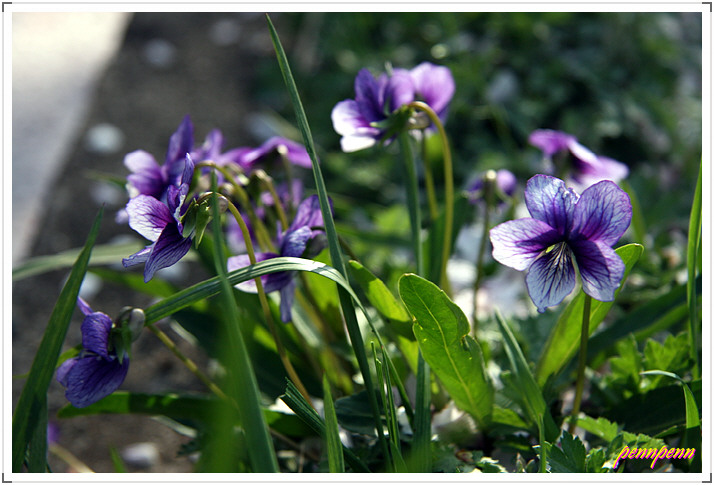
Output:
left=146, top=323, right=229, bottom=401
left=420, top=134, right=439, bottom=222
left=568, top=294, right=592, bottom=434
left=195, top=161, right=275, bottom=253
left=407, top=101, right=454, bottom=296
left=255, top=169, right=290, bottom=231
left=221, top=195, right=313, bottom=406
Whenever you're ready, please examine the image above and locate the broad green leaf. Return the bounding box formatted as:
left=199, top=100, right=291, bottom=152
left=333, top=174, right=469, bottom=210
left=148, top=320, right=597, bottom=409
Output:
left=494, top=311, right=559, bottom=442
left=642, top=335, right=692, bottom=390
left=546, top=431, right=587, bottom=473
left=13, top=208, right=103, bottom=472
left=639, top=371, right=700, bottom=429
left=12, top=240, right=145, bottom=281
left=399, top=274, right=493, bottom=427
left=348, top=260, right=411, bottom=325
left=536, top=243, right=643, bottom=386
left=322, top=376, right=345, bottom=473
left=267, top=15, right=387, bottom=453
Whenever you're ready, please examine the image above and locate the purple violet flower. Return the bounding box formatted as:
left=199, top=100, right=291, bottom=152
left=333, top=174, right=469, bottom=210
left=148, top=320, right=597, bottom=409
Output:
left=331, top=68, right=415, bottom=152
left=122, top=154, right=195, bottom=282
left=56, top=299, right=130, bottom=408
left=528, top=129, right=629, bottom=189
left=401, top=62, right=455, bottom=127
left=489, top=175, right=632, bottom=313
left=124, top=115, right=194, bottom=200
left=467, top=169, right=517, bottom=206
left=233, top=137, right=312, bottom=170
left=226, top=194, right=330, bottom=322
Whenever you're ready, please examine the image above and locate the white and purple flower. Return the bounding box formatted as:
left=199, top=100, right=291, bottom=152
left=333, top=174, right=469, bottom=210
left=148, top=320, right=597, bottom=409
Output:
left=227, top=194, right=329, bottom=323
left=122, top=154, right=195, bottom=282
left=489, top=175, right=632, bottom=313
left=56, top=299, right=130, bottom=408
left=528, top=129, right=629, bottom=190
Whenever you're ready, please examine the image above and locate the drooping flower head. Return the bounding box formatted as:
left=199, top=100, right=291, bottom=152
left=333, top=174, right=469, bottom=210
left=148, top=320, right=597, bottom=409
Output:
left=467, top=169, right=517, bottom=207
left=400, top=62, right=455, bottom=128
left=123, top=154, right=195, bottom=282
left=489, top=175, right=632, bottom=313
left=528, top=129, right=629, bottom=190
left=56, top=299, right=132, bottom=408
left=124, top=115, right=195, bottom=201
left=227, top=194, right=330, bottom=322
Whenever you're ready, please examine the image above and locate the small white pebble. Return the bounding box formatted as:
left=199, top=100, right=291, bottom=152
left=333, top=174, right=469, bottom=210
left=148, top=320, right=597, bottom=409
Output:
left=121, top=442, right=160, bottom=469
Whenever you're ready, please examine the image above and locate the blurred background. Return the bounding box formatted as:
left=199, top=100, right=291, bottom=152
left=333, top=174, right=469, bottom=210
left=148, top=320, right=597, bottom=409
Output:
left=12, top=11, right=702, bottom=472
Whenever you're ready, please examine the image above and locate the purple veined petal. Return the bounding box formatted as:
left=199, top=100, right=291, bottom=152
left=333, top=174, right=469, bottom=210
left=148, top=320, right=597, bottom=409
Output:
left=281, top=226, right=313, bottom=258
left=143, top=223, right=193, bottom=282
left=331, top=100, right=379, bottom=136
left=77, top=297, right=93, bottom=317
left=60, top=355, right=130, bottom=408
left=528, top=129, right=576, bottom=157
left=354, top=69, right=384, bottom=122
left=122, top=245, right=152, bottom=268
left=410, top=62, right=455, bottom=116
left=125, top=195, right=174, bottom=242
left=226, top=252, right=293, bottom=293
left=489, top=218, right=560, bottom=271
left=165, top=115, right=194, bottom=182
left=279, top=278, right=297, bottom=323
left=571, top=180, right=632, bottom=246
left=571, top=238, right=625, bottom=302
left=524, top=174, right=579, bottom=236
left=384, top=69, right=415, bottom=113
left=525, top=242, right=577, bottom=313
left=80, top=311, right=113, bottom=358
left=124, top=150, right=165, bottom=199
left=289, top=195, right=326, bottom=233
left=56, top=358, right=77, bottom=388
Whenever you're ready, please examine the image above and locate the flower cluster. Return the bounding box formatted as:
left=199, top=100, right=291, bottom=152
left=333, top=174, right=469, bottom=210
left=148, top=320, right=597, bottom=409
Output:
left=490, top=175, right=632, bottom=313
left=331, top=62, right=455, bottom=152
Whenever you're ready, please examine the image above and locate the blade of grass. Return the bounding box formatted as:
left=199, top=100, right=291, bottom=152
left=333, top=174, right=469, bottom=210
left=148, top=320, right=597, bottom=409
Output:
left=322, top=375, right=345, bottom=472
left=12, top=208, right=104, bottom=472
left=266, top=13, right=388, bottom=459
left=686, top=160, right=702, bottom=379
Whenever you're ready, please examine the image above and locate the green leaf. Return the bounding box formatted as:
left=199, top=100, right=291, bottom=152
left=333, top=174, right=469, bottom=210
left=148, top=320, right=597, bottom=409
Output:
left=424, top=193, right=470, bottom=286
left=12, top=239, right=145, bottom=281
left=546, top=431, right=587, bottom=473
left=348, top=260, right=411, bottom=325
left=687, top=160, right=702, bottom=378
left=536, top=243, right=643, bottom=386
left=399, top=274, right=493, bottom=427
left=322, top=375, right=345, bottom=473
left=639, top=371, right=700, bottom=429
left=642, top=334, right=692, bottom=390
left=89, top=267, right=178, bottom=298
left=12, top=208, right=104, bottom=472
left=494, top=311, right=559, bottom=442
left=109, top=447, right=128, bottom=473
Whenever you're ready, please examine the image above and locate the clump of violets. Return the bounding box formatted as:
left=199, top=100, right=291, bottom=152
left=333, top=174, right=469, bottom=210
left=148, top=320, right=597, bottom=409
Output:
left=529, top=129, right=629, bottom=189
left=57, top=299, right=143, bottom=408
left=227, top=194, right=330, bottom=323
left=122, top=154, right=195, bottom=282
left=489, top=174, right=632, bottom=313
left=331, top=62, right=454, bottom=152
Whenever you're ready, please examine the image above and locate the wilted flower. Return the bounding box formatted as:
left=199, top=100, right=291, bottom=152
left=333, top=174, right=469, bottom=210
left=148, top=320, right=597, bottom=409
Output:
left=124, top=114, right=194, bottom=200
left=489, top=175, right=631, bottom=313
left=123, top=154, right=195, bottom=282
left=56, top=299, right=131, bottom=408
left=528, top=129, right=629, bottom=189
left=227, top=195, right=330, bottom=322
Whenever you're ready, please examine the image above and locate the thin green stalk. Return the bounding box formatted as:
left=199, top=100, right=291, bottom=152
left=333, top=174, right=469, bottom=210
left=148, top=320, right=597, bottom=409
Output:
left=209, top=187, right=278, bottom=472
left=539, top=414, right=547, bottom=473
left=568, top=294, right=592, bottom=434
left=472, top=170, right=497, bottom=331
left=687, top=160, right=702, bottom=380
left=408, top=101, right=454, bottom=296
left=398, top=131, right=424, bottom=276
left=223, top=196, right=312, bottom=406
left=420, top=134, right=439, bottom=222
left=255, top=169, right=290, bottom=231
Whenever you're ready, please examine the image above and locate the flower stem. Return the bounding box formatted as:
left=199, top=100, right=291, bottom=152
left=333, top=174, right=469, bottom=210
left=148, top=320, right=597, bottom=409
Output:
left=255, top=169, right=290, bottom=231
left=146, top=323, right=229, bottom=401
left=222, top=197, right=313, bottom=406
left=408, top=101, right=454, bottom=296
left=472, top=171, right=497, bottom=332
left=568, top=294, right=592, bottom=434
left=420, top=134, right=439, bottom=222
left=398, top=131, right=424, bottom=276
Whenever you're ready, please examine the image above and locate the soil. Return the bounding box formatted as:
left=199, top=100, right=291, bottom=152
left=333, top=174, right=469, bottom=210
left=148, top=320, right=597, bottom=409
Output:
left=12, top=12, right=300, bottom=473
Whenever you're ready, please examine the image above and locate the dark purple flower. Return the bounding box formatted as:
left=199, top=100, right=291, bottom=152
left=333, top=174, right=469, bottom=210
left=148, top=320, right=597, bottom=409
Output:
left=122, top=154, right=195, bottom=282
left=489, top=175, right=631, bottom=313
left=124, top=115, right=194, bottom=200
left=56, top=299, right=130, bottom=408
left=331, top=67, right=415, bottom=152
left=226, top=195, right=329, bottom=322
left=528, top=129, right=629, bottom=189
left=231, top=137, right=312, bottom=170
left=467, top=169, right=517, bottom=206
